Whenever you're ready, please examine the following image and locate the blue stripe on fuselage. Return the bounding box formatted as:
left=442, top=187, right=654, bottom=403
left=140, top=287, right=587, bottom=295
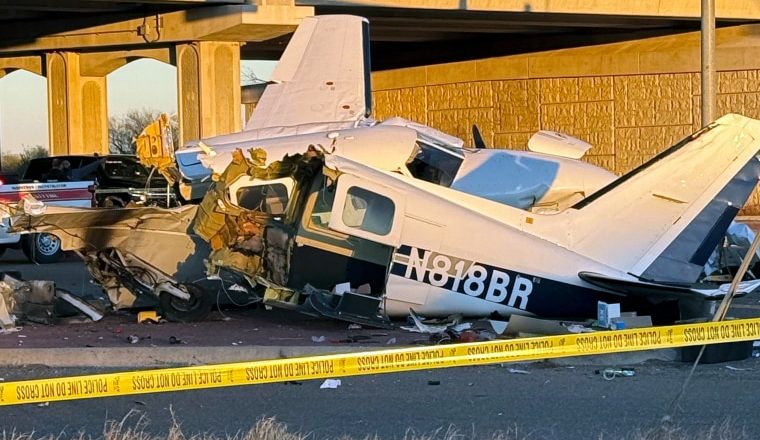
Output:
left=391, top=245, right=623, bottom=319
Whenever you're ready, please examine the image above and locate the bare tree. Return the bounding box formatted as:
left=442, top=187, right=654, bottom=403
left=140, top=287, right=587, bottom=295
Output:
left=109, top=108, right=178, bottom=154
left=1, top=145, right=48, bottom=175
left=241, top=66, right=267, bottom=86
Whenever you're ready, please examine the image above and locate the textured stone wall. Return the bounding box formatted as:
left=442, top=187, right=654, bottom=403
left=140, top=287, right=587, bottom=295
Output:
left=371, top=27, right=760, bottom=214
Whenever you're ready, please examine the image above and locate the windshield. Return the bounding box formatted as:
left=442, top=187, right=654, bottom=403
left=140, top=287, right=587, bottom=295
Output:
left=405, top=142, right=463, bottom=187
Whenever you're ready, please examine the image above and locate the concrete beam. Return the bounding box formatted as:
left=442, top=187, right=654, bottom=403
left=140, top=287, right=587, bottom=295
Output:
left=0, top=55, right=43, bottom=76
left=79, top=47, right=172, bottom=76
left=0, top=4, right=313, bottom=53
left=299, top=0, right=760, bottom=20
left=372, top=23, right=760, bottom=89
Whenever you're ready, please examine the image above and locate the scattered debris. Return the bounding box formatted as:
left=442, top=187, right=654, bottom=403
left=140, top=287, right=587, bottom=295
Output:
left=596, top=368, right=635, bottom=380
left=137, top=311, right=161, bottom=324
left=127, top=334, right=140, bottom=344
left=347, top=324, right=362, bottom=330
left=506, top=315, right=581, bottom=337
left=311, top=335, right=326, bottom=343
left=401, top=310, right=457, bottom=334
left=597, top=301, right=621, bottom=329
left=725, top=365, right=752, bottom=371
left=507, top=368, right=530, bottom=375
left=168, top=336, right=185, bottom=345
left=334, top=335, right=373, bottom=343
left=386, top=337, right=397, bottom=345
left=319, top=379, right=341, bottom=389
left=427, top=380, right=441, bottom=386
left=401, top=309, right=507, bottom=343
left=0, top=273, right=105, bottom=330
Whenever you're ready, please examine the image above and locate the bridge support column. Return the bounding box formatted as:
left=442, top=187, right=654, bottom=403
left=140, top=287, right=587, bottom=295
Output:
left=175, top=41, right=241, bottom=145
left=46, top=51, right=108, bottom=155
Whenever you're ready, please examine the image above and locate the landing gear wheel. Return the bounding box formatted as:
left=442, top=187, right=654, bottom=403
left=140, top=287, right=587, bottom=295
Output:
left=159, top=283, right=211, bottom=322
left=23, top=233, right=64, bottom=264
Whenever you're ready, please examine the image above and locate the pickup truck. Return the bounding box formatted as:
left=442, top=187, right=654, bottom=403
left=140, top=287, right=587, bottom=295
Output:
left=0, top=154, right=178, bottom=263
left=23, top=155, right=177, bottom=208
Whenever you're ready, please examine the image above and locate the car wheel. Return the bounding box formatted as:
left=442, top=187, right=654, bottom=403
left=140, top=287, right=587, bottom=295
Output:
left=22, top=233, right=64, bottom=264
left=159, top=283, right=211, bottom=322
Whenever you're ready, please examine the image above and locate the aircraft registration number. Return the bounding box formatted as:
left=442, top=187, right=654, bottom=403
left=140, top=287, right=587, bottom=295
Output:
left=391, top=245, right=533, bottom=310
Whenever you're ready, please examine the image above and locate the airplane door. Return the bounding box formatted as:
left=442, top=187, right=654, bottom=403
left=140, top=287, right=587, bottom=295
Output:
left=327, top=174, right=405, bottom=247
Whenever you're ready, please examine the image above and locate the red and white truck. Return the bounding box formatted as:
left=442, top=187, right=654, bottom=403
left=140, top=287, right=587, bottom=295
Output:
left=0, top=180, right=95, bottom=263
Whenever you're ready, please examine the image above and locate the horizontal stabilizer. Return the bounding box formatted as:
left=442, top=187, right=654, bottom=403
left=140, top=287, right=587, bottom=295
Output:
left=579, top=271, right=757, bottom=301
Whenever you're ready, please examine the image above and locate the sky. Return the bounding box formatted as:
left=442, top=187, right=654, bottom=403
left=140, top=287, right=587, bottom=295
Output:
left=0, top=59, right=275, bottom=155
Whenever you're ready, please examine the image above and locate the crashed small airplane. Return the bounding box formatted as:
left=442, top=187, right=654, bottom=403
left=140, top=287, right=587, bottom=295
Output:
left=4, top=15, right=760, bottom=327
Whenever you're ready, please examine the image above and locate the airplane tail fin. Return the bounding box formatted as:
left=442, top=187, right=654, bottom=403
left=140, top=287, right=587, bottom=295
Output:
left=244, top=15, right=371, bottom=134
left=565, top=114, right=760, bottom=284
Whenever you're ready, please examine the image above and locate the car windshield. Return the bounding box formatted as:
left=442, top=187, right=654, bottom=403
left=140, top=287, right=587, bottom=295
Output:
left=102, top=157, right=150, bottom=179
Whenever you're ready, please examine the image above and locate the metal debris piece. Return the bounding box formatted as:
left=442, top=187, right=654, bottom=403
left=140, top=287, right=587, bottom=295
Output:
left=596, top=368, right=635, bottom=380
left=319, top=379, right=341, bottom=389
left=0, top=273, right=104, bottom=329
left=137, top=310, right=161, bottom=324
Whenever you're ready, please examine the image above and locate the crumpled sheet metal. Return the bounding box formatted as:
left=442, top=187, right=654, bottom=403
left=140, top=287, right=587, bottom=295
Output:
left=0, top=274, right=103, bottom=329
left=8, top=205, right=203, bottom=276
left=194, top=146, right=322, bottom=278
left=135, top=113, right=180, bottom=184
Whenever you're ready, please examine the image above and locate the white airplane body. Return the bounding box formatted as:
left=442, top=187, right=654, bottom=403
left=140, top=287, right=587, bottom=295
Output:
left=6, top=15, right=760, bottom=326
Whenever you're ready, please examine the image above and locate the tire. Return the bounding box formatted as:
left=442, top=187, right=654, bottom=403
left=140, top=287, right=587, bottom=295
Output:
left=159, top=283, right=211, bottom=322
left=101, top=196, right=127, bottom=208
left=23, top=233, right=64, bottom=264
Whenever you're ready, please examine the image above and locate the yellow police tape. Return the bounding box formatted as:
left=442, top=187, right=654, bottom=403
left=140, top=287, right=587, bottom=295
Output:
left=2, top=316, right=760, bottom=406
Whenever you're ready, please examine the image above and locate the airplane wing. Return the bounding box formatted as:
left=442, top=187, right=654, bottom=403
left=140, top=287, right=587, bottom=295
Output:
left=244, top=15, right=372, bottom=136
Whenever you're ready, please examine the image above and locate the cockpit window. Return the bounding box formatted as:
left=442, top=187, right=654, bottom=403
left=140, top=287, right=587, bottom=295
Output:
left=405, top=142, right=463, bottom=187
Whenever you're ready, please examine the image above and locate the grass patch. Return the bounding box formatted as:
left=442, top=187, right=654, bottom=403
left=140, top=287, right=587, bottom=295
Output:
left=0, top=412, right=749, bottom=440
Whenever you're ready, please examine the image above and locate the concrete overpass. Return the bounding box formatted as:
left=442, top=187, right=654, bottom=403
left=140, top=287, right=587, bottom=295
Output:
left=0, top=0, right=758, bottom=154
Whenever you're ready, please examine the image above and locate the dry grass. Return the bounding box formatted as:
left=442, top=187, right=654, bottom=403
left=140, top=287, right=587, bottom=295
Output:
left=0, top=412, right=749, bottom=440
left=607, top=418, right=748, bottom=440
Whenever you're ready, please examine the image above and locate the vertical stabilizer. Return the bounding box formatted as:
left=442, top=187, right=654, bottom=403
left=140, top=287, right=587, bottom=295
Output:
left=245, top=15, right=371, bottom=135
left=564, top=114, right=760, bottom=284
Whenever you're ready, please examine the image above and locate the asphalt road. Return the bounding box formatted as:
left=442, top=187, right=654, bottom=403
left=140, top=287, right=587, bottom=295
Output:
left=0, top=248, right=103, bottom=299
left=1, top=359, right=760, bottom=439
left=4, top=249, right=760, bottom=439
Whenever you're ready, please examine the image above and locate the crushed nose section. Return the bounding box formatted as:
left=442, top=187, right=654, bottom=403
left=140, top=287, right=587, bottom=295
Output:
left=192, top=145, right=393, bottom=328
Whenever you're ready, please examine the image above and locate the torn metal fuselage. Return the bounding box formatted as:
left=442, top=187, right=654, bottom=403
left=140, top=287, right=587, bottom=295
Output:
left=192, top=145, right=392, bottom=328
left=5, top=146, right=394, bottom=327
left=4, top=202, right=225, bottom=322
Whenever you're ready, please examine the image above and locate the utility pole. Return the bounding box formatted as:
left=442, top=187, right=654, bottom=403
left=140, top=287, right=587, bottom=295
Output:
left=701, top=0, right=716, bottom=127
